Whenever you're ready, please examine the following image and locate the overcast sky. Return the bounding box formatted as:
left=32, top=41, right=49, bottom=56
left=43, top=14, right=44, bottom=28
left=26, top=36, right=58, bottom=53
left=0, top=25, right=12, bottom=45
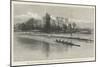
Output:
left=13, top=1, right=95, bottom=23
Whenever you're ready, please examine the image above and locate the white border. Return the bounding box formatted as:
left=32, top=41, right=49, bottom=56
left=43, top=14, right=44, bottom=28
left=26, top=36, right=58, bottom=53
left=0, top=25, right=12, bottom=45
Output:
left=12, top=57, right=95, bottom=66
left=13, top=1, right=95, bottom=8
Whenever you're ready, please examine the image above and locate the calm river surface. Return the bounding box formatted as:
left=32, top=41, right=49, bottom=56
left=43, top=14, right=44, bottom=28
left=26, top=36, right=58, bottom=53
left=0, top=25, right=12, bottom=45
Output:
left=13, top=32, right=95, bottom=62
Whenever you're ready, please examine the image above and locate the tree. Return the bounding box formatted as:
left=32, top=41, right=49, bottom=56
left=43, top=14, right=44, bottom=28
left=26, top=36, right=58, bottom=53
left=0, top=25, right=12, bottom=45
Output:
left=72, top=22, right=77, bottom=32
left=17, top=18, right=35, bottom=31
left=19, top=23, right=26, bottom=31
left=44, top=13, right=51, bottom=33
left=63, top=24, right=67, bottom=32
left=25, top=18, right=34, bottom=30
left=68, top=23, right=73, bottom=36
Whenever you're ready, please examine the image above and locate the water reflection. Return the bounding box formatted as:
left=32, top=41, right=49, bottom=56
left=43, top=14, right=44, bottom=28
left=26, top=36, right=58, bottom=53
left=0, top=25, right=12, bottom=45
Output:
left=17, top=36, right=51, bottom=58
left=42, top=42, right=50, bottom=57
left=15, top=36, right=72, bottom=58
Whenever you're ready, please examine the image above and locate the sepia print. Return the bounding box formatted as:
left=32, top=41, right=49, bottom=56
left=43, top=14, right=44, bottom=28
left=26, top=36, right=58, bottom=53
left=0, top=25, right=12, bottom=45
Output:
left=11, top=1, right=96, bottom=66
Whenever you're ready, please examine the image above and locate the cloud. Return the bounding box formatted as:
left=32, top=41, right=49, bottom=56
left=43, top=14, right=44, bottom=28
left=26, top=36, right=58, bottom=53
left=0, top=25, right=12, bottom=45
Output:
left=14, top=12, right=42, bottom=24
left=15, top=12, right=42, bottom=19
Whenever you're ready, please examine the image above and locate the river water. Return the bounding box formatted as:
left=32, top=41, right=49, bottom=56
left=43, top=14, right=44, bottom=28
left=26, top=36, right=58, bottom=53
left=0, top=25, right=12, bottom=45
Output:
left=13, top=32, right=95, bottom=62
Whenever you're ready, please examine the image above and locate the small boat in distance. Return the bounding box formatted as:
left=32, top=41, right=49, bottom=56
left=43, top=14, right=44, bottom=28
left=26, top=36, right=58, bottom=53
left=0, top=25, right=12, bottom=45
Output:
left=55, top=39, right=80, bottom=47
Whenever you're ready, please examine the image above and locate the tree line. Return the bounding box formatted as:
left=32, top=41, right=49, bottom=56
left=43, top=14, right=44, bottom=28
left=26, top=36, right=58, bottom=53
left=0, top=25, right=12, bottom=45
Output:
left=14, top=13, right=91, bottom=34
